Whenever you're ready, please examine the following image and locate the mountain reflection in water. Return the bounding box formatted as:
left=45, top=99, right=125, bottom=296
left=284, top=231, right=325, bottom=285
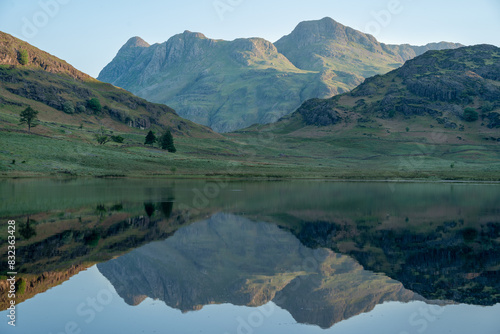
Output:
left=98, top=213, right=430, bottom=329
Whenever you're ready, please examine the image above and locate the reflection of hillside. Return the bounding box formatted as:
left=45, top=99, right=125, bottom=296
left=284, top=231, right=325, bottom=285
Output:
left=271, top=215, right=500, bottom=306
left=98, top=213, right=419, bottom=328
left=0, top=265, right=87, bottom=311
left=0, top=200, right=205, bottom=311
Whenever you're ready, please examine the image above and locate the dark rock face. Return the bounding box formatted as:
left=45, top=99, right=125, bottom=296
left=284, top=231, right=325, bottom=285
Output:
left=297, top=99, right=342, bottom=126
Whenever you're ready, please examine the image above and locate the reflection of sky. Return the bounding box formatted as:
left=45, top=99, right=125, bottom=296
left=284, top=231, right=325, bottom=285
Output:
left=1, top=266, right=499, bottom=334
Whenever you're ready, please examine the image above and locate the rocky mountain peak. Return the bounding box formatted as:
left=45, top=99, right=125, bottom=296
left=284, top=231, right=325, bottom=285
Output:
left=122, top=36, right=150, bottom=49
left=277, top=17, right=365, bottom=47
left=181, top=30, right=208, bottom=39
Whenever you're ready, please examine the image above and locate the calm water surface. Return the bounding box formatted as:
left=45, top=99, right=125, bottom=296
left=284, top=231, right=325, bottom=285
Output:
left=0, top=179, right=499, bottom=333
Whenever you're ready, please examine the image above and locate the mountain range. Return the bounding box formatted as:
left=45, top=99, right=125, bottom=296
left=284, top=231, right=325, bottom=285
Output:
left=98, top=17, right=462, bottom=132
left=1, top=26, right=499, bottom=180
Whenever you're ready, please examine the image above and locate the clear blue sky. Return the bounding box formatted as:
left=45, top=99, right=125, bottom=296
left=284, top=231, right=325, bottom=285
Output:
left=1, top=0, right=499, bottom=78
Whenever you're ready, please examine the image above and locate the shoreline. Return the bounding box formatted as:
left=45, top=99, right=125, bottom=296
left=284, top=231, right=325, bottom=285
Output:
left=1, top=173, right=500, bottom=184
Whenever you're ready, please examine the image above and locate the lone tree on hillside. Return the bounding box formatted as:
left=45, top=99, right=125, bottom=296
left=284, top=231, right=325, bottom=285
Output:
left=19, top=106, right=39, bottom=133
left=94, top=126, right=111, bottom=145
left=145, top=130, right=156, bottom=146
left=159, top=130, right=176, bottom=153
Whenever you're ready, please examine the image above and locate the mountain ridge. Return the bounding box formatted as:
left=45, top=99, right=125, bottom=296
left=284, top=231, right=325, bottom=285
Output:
left=98, top=17, right=463, bottom=132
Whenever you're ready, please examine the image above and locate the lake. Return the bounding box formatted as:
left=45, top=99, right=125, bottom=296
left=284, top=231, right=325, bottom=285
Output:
left=0, top=179, right=499, bottom=333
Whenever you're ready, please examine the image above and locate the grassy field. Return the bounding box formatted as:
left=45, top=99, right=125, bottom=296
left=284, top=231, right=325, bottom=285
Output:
left=1, top=110, right=499, bottom=180
left=1, top=68, right=499, bottom=180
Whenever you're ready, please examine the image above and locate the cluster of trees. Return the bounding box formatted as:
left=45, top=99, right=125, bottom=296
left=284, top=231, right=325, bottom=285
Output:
left=145, top=130, right=177, bottom=152
left=18, top=105, right=176, bottom=152
left=62, top=98, right=101, bottom=115
left=93, top=127, right=176, bottom=153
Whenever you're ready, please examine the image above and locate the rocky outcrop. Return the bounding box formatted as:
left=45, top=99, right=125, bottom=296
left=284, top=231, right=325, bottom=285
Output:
left=297, top=98, right=342, bottom=126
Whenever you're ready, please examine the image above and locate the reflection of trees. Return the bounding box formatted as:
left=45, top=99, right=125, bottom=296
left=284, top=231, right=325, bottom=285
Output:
left=19, top=217, right=37, bottom=240
left=144, top=203, right=155, bottom=217
left=159, top=201, right=174, bottom=218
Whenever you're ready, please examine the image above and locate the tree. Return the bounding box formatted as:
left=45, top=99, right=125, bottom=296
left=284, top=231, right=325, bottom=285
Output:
left=94, top=126, right=111, bottom=145
left=463, top=108, right=478, bottom=122
left=145, top=130, right=156, bottom=146
left=159, top=130, right=176, bottom=152
left=18, top=49, right=29, bottom=65
left=19, top=106, right=39, bottom=133
left=87, top=98, right=102, bottom=113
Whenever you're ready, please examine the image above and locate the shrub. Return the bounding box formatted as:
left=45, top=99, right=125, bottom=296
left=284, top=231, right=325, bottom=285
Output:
left=481, top=102, right=494, bottom=113
left=18, top=49, right=29, bottom=65
left=87, top=98, right=102, bottom=113
left=62, top=101, right=75, bottom=114
left=15, top=279, right=27, bottom=295
left=76, top=104, right=86, bottom=113
left=463, top=108, right=478, bottom=122
left=94, top=126, right=111, bottom=145
left=111, top=135, right=124, bottom=143
left=84, top=230, right=101, bottom=247
left=19, top=218, right=36, bottom=239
